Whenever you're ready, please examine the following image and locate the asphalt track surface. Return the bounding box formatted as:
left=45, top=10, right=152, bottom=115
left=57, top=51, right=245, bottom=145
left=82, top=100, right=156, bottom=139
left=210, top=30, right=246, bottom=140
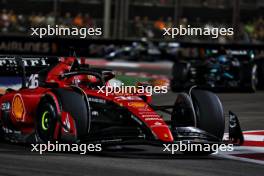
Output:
left=0, top=66, right=264, bottom=176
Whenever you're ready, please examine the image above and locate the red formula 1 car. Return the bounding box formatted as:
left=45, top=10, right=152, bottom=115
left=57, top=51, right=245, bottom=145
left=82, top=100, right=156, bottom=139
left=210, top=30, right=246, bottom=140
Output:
left=0, top=56, right=243, bottom=154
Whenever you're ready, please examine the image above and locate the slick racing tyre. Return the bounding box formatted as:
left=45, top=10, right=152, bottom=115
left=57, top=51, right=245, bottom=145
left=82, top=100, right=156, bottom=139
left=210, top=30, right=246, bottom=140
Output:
left=53, top=88, right=89, bottom=138
left=191, top=90, right=225, bottom=140
left=256, top=60, right=264, bottom=89
left=183, top=89, right=225, bottom=155
left=36, top=98, right=58, bottom=143
left=36, top=89, right=89, bottom=143
left=240, top=64, right=258, bottom=92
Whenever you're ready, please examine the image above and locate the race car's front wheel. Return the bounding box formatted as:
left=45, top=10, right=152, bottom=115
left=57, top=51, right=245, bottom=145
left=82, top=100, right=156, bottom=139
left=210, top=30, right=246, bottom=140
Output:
left=36, top=99, right=57, bottom=143
left=178, top=90, right=225, bottom=155
left=240, top=64, right=258, bottom=92
left=256, top=60, right=264, bottom=89
left=170, top=62, right=189, bottom=92
left=191, top=89, right=225, bottom=140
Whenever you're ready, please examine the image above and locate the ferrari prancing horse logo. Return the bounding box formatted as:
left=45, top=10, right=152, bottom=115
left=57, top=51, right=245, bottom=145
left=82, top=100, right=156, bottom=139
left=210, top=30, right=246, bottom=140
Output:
left=12, top=94, right=25, bottom=121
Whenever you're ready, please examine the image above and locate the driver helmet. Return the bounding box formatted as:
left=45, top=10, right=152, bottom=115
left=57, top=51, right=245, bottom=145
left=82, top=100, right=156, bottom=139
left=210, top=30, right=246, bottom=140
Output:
left=217, top=55, right=227, bottom=64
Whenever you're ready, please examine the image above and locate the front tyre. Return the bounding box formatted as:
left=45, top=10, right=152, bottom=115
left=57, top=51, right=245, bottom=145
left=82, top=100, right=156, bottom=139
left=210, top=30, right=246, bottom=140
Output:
left=256, top=60, right=264, bottom=89
left=240, top=64, right=258, bottom=92
left=170, top=62, right=188, bottom=92
left=191, top=90, right=225, bottom=140
left=182, top=90, right=225, bottom=155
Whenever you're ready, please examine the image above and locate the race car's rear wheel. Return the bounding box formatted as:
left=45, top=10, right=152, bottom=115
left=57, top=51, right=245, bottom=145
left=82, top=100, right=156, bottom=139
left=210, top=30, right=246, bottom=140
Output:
left=191, top=90, right=225, bottom=139
left=53, top=88, right=89, bottom=138
left=36, top=99, right=57, bottom=143
left=36, top=89, right=89, bottom=143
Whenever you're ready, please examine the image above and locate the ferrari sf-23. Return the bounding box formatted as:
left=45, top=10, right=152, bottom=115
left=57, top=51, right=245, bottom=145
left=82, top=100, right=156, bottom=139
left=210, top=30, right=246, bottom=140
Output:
left=0, top=56, right=243, bottom=154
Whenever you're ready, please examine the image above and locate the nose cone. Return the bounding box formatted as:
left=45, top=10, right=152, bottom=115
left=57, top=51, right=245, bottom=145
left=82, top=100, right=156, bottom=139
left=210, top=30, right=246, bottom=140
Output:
left=151, top=125, right=174, bottom=142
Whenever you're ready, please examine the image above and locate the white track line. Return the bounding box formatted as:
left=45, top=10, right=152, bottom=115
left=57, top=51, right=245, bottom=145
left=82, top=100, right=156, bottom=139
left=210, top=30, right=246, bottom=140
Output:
left=244, top=135, right=264, bottom=142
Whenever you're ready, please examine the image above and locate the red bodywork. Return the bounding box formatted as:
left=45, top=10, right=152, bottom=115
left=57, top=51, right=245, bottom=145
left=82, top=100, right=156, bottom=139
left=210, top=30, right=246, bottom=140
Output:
left=0, top=57, right=173, bottom=143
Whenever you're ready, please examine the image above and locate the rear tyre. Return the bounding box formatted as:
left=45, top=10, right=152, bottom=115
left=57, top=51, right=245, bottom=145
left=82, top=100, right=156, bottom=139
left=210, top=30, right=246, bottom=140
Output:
left=53, top=88, right=89, bottom=138
left=36, top=98, right=57, bottom=143
left=36, top=89, right=89, bottom=143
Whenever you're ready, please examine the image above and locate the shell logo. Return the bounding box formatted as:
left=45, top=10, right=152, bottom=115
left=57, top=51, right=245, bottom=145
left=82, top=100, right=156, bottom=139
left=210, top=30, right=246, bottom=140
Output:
left=164, top=133, right=169, bottom=138
left=128, top=102, right=146, bottom=108
left=12, top=94, right=25, bottom=121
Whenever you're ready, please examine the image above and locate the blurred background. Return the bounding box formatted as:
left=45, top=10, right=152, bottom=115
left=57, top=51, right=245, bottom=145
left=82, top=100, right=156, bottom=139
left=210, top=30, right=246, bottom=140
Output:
left=0, top=0, right=263, bottom=43
left=0, top=0, right=264, bottom=93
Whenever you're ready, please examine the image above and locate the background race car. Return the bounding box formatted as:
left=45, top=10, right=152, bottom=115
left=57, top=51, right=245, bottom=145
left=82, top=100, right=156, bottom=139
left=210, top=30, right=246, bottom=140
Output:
left=106, top=40, right=162, bottom=61
left=171, top=49, right=262, bottom=92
